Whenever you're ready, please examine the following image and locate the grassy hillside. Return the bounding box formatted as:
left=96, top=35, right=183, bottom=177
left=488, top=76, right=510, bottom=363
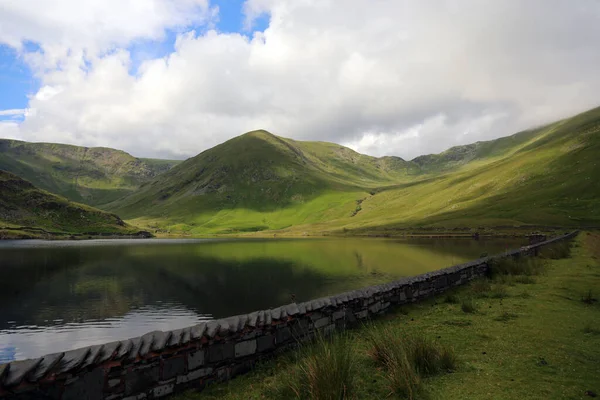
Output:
left=0, top=170, right=137, bottom=238
left=320, top=106, right=600, bottom=233
left=0, top=139, right=181, bottom=206
left=106, top=106, right=600, bottom=235
left=106, top=130, right=416, bottom=233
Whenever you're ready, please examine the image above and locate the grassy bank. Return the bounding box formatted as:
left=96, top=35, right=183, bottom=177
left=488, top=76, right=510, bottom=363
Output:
left=177, top=233, right=600, bottom=399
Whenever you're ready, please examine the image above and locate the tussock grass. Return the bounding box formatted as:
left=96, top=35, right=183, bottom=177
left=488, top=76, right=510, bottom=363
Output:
left=539, top=241, right=572, bottom=260
left=494, top=312, right=518, bottom=322
left=581, top=290, right=598, bottom=305
left=444, top=293, right=460, bottom=304
left=489, top=256, right=548, bottom=278
left=461, top=298, right=477, bottom=313
left=470, top=279, right=491, bottom=297
left=366, top=326, right=457, bottom=398
left=583, top=324, right=600, bottom=335
left=289, top=334, right=355, bottom=400
left=490, top=284, right=508, bottom=299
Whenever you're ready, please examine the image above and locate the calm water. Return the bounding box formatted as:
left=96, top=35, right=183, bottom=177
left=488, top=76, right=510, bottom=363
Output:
left=0, top=237, right=522, bottom=362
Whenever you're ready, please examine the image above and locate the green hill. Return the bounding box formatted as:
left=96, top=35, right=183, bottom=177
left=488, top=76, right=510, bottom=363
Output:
left=106, top=107, right=600, bottom=235
left=105, top=130, right=418, bottom=233
left=0, top=139, right=181, bottom=206
left=0, top=170, right=138, bottom=239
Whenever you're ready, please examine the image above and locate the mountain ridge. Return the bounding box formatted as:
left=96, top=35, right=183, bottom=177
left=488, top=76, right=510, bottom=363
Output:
left=0, top=139, right=182, bottom=206
left=106, top=106, right=600, bottom=234
left=0, top=170, right=138, bottom=239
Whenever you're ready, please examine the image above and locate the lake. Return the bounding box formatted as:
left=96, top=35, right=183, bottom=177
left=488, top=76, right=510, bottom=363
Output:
left=0, top=237, right=522, bottom=362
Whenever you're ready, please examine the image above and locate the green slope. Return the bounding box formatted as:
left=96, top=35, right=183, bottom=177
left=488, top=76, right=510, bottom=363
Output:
left=107, top=107, right=600, bottom=235
left=105, top=130, right=416, bottom=233
left=0, top=139, right=182, bottom=206
left=0, top=170, right=137, bottom=237
left=304, top=106, right=600, bottom=233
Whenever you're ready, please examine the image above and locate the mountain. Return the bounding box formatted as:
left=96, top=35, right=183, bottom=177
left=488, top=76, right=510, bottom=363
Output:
left=0, top=139, right=182, bottom=206
left=105, top=130, right=418, bottom=233
left=334, top=105, right=600, bottom=232
left=0, top=170, right=138, bottom=239
left=107, top=106, right=600, bottom=234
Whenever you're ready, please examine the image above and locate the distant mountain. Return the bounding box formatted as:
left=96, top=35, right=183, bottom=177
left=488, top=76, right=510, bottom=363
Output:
left=107, top=106, right=600, bottom=234
left=0, top=170, right=136, bottom=238
left=0, top=139, right=182, bottom=206
left=105, top=130, right=418, bottom=233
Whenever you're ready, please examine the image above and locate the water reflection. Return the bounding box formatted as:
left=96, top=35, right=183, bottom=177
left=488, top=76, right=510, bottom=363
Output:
left=0, top=238, right=521, bottom=361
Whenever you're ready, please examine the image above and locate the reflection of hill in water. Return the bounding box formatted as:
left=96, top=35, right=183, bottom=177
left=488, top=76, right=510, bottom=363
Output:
left=0, top=238, right=521, bottom=327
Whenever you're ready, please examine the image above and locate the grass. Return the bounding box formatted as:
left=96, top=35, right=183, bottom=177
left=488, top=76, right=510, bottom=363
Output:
left=488, top=257, right=548, bottom=278
left=460, top=297, right=477, bottom=313
left=581, top=290, right=598, bottom=305
left=290, top=334, right=355, bottom=400
left=0, top=170, right=136, bottom=236
left=175, top=232, right=600, bottom=399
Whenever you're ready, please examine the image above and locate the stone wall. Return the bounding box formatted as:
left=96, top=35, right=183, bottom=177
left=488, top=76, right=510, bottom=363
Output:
left=0, top=232, right=578, bottom=399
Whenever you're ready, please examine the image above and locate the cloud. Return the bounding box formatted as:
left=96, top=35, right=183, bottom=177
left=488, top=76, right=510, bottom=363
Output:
left=2, top=0, right=600, bottom=159
left=0, top=109, right=27, bottom=116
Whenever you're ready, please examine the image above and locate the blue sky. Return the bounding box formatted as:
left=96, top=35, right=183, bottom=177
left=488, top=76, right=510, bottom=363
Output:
left=0, top=0, right=269, bottom=121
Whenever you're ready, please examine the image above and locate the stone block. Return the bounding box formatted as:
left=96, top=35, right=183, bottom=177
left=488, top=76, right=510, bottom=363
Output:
left=122, top=394, right=148, bottom=400
left=62, top=367, right=104, bottom=400
left=207, top=343, right=234, bottom=364
left=235, top=340, right=257, bottom=358
left=125, top=365, right=159, bottom=396
left=314, top=317, right=330, bottom=329
left=153, top=383, right=174, bottom=398
left=275, top=327, right=292, bottom=344
left=107, top=378, right=121, bottom=388
left=332, top=310, right=345, bottom=320
left=290, top=318, right=310, bottom=338
left=344, top=309, right=357, bottom=323
left=368, top=302, right=381, bottom=314
left=309, top=312, right=324, bottom=322
left=256, top=335, right=275, bottom=352
left=176, top=368, right=213, bottom=384
left=355, top=310, right=369, bottom=319
left=188, top=350, right=205, bottom=370
left=162, top=356, right=186, bottom=381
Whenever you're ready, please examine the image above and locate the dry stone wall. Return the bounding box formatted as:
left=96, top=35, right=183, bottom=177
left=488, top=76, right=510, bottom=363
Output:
left=0, top=232, right=578, bottom=399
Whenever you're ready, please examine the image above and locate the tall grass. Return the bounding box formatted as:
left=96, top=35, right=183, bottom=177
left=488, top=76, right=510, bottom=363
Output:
left=488, top=256, right=547, bottom=278
left=366, top=325, right=457, bottom=398
left=539, top=241, right=572, bottom=259
left=461, top=297, right=477, bottom=313
left=289, top=333, right=355, bottom=400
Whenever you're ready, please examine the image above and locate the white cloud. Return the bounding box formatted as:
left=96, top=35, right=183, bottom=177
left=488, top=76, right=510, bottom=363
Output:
left=2, top=0, right=600, bottom=159
left=0, top=122, right=21, bottom=140
left=0, top=109, right=27, bottom=116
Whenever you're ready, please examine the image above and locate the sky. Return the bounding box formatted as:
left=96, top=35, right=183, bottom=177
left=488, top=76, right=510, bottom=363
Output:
left=0, top=0, right=599, bottom=160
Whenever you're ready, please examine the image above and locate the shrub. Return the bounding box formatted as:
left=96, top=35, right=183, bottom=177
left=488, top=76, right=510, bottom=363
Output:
left=290, top=334, right=355, bottom=400
left=461, top=298, right=477, bottom=313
